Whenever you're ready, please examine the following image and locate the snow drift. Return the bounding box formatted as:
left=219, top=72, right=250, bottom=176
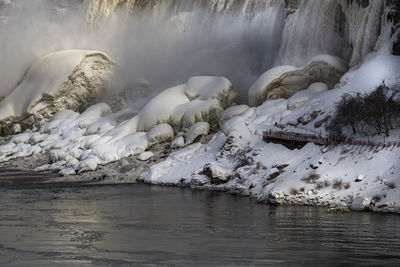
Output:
left=0, top=75, right=239, bottom=176
left=141, top=46, right=400, bottom=213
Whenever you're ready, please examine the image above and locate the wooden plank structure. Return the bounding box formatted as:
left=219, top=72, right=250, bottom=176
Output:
left=263, top=130, right=400, bottom=149
left=263, top=130, right=328, bottom=149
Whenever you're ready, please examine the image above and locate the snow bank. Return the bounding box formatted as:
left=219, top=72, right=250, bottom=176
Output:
left=287, top=82, right=328, bottom=110
left=141, top=48, right=400, bottom=213
left=219, top=105, right=249, bottom=125
left=0, top=75, right=239, bottom=175
left=248, top=54, right=346, bottom=106
left=0, top=50, right=115, bottom=134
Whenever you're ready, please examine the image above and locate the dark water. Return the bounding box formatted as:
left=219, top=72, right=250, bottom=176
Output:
left=0, top=170, right=399, bottom=266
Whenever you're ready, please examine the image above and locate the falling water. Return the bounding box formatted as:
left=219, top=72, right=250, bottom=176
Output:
left=0, top=0, right=387, bottom=102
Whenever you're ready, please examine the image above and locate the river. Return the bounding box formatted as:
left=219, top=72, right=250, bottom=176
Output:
left=0, top=169, right=399, bottom=266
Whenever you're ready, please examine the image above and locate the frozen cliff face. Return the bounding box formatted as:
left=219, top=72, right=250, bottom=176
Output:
left=279, top=0, right=388, bottom=68
left=1, top=0, right=395, bottom=104
left=0, top=50, right=115, bottom=135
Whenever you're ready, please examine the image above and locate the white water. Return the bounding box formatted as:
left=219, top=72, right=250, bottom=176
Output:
left=0, top=0, right=384, bottom=102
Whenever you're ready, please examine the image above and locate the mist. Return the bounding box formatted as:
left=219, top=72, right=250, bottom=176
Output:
left=0, top=0, right=287, bottom=102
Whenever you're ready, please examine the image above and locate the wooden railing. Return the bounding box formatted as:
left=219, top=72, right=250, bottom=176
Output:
left=263, top=130, right=400, bottom=148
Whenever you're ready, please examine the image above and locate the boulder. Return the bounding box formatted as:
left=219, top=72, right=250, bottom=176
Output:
left=185, top=122, right=210, bottom=145
left=203, top=163, right=233, bottom=184
left=248, top=55, right=346, bottom=106
left=0, top=50, right=115, bottom=134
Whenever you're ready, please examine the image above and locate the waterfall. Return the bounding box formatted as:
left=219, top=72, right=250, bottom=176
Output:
left=0, top=0, right=391, bottom=101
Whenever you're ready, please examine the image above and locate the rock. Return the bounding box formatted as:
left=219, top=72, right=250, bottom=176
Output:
left=78, top=158, right=99, bottom=173
left=60, top=168, right=77, bottom=176
left=274, top=163, right=290, bottom=171
left=351, top=196, right=372, bottom=211
left=219, top=105, right=249, bottom=126
left=29, top=132, right=47, bottom=145
left=185, top=122, right=210, bottom=145
left=0, top=50, right=115, bottom=135
left=355, top=174, right=365, bottom=182
left=12, top=123, right=21, bottom=134
left=184, top=76, right=240, bottom=109
left=287, top=82, right=328, bottom=110
left=65, top=157, right=79, bottom=168
left=269, top=167, right=280, bottom=179
left=311, top=156, right=326, bottom=169
left=191, top=173, right=211, bottom=186
left=146, top=124, right=174, bottom=147
left=248, top=54, right=346, bottom=106
left=138, top=151, right=154, bottom=161
left=171, top=136, right=185, bottom=148
left=203, top=163, right=233, bottom=184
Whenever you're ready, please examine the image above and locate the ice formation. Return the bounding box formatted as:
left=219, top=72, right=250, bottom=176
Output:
left=0, top=50, right=115, bottom=134
left=0, top=0, right=399, bottom=213
left=287, top=83, right=328, bottom=110
left=248, top=55, right=346, bottom=107
left=0, top=75, right=239, bottom=175
left=141, top=46, right=400, bottom=212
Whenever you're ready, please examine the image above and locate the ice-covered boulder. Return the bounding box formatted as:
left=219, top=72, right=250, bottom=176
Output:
left=219, top=105, right=249, bottom=125
left=138, top=151, right=154, bottom=161
left=184, top=76, right=239, bottom=109
left=248, top=55, right=346, bottom=106
left=203, top=163, right=233, bottom=184
left=171, top=136, right=185, bottom=148
left=130, top=76, right=238, bottom=133
left=0, top=75, right=239, bottom=175
left=185, top=122, right=210, bottom=145
left=146, top=124, right=175, bottom=147
left=351, top=196, right=372, bottom=211
left=287, top=82, right=328, bottom=110
left=0, top=50, right=115, bottom=134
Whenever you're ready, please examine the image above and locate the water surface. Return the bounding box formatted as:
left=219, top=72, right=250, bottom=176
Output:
left=0, top=169, right=399, bottom=266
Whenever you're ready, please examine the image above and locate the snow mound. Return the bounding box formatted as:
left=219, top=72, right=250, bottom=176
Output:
left=0, top=50, right=115, bottom=134
left=141, top=48, right=400, bottom=213
left=287, top=82, right=328, bottom=110
left=146, top=124, right=174, bottom=147
left=248, top=55, right=346, bottom=106
left=185, top=122, right=210, bottom=145
left=0, top=75, right=238, bottom=175
left=219, top=105, right=249, bottom=125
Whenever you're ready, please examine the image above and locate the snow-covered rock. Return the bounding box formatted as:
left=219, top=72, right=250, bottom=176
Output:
left=146, top=124, right=174, bottom=147
left=185, top=122, right=210, bottom=145
left=269, top=167, right=280, bottom=179
left=203, top=163, right=233, bottom=184
left=356, top=174, right=365, bottom=182
left=287, top=82, right=328, bottom=110
left=0, top=74, right=238, bottom=175
left=351, top=197, right=372, bottom=211
left=139, top=46, right=400, bottom=213
left=219, top=105, right=249, bottom=125
left=171, top=136, right=185, bottom=149
left=248, top=55, right=346, bottom=106
left=0, top=50, right=115, bottom=134
left=138, top=151, right=154, bottom=161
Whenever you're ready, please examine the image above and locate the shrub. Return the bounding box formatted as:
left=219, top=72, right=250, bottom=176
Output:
left=227, top=146, right=253, bottom=170
left=332, top=179, right=343, bottom=190
left=327, top=82, right=400, bottom=138
left=386, top=181, right=397, bottom=189
left=315, top=180, right=331, bottom=190
left=302, top=172, right=320, bottom=184
left=290, top=188, right=299, bottom=195
left=372, top=194, right=383, bottom=203
left=343, top=182, right=351, bottom=189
